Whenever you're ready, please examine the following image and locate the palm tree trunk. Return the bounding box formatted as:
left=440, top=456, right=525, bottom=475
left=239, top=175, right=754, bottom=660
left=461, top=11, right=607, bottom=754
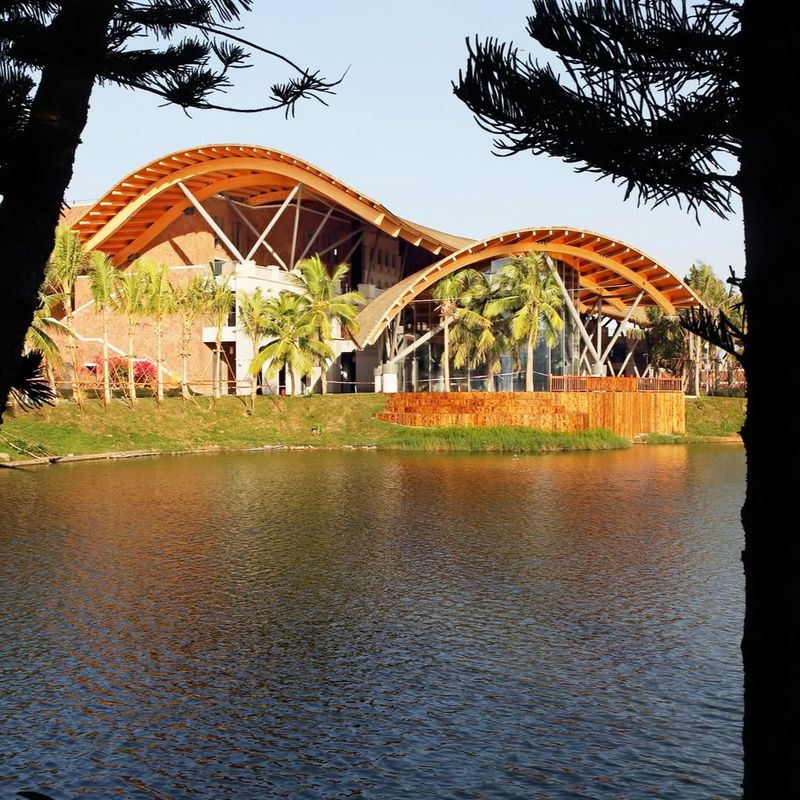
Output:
left=181, top=325, right=191, bottom=401
left=127, top=323, right=137, bottom=406
left=155, top=321, right=164, bottom=404
left=526, top=332, right=535, bottom=392
left=101, top=308, right=111, bottom=407
left=443, top=318, right=450, bottom=392
left=214, top=335, right=222, bottom=403
left=47, top=362, right=57, bottom=397
left=487, top=363, right=495, bottom=392
left=251, top=374, right=258, bottom=413
left=321, top=359, right=328, bottom=395
left=65, top=302, right=83, bottom=407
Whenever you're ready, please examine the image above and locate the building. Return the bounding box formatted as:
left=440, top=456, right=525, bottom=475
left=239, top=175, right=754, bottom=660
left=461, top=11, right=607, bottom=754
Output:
left=64, top=144, right=699, bottom=396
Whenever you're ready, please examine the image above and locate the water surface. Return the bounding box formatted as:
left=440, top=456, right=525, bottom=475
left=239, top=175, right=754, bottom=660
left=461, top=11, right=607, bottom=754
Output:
left=0, top=445, right=745, bottom=798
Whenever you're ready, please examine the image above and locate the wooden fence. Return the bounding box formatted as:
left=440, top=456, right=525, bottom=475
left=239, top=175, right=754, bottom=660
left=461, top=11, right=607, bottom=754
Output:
left=377, top=390, right=685, bottom=438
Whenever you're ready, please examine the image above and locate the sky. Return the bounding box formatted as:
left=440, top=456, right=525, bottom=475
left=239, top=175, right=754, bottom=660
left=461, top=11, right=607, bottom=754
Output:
left=66, top=0, right=743, bottom=280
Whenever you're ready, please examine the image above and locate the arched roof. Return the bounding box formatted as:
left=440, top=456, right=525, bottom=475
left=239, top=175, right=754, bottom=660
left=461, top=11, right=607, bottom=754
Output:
left=353, top=227, right=700, bottom=348
left=72, top=144, right=473, bottom=265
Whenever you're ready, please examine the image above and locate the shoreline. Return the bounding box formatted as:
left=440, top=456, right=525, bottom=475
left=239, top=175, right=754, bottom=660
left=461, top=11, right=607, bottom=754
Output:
left=0, top=394, right=744, bottom=467
left=1, top=434, right=743, bottom=469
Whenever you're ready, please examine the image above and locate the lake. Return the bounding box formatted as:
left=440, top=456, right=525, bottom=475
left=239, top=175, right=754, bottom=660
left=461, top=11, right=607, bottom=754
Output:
left=0, top=445, right=744, bottom=799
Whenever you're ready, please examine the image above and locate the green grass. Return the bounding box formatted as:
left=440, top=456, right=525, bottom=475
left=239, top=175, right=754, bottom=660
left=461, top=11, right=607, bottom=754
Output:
left=0, top=393, right=628, bottom=461
left=639, top=396, right=746, bottom=443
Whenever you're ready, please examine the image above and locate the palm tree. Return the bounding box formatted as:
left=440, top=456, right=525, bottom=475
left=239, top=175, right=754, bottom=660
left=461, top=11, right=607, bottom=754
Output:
left=174, top=274, right=214, bottom=401
left=45, top=226, right=88, bottom=404
left=685, top=261, right=737, bottom=394
left=238, top=288, right=273, bottom=411
left=449, top=270, right=510, bottom=392
left=206, top=274, right=234, bottom=405
left=488, top=253, right=564, bottom=392
left=141, top=261, right=175, bottom=404
left=432, top=269, right=481, bottom=392
left=88, top=251, right=117, bottom=406
left=25, top=292, right=73, bottom=396
left=112, top=260, right=148, bottom=405
left=288, top=255, right=365, bottom=394
left=248, top=291, right=332, bottom=397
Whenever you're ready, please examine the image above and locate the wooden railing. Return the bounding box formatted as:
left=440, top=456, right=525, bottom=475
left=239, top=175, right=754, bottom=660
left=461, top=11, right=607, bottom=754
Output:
left=550, top=375, right=682, bottom=393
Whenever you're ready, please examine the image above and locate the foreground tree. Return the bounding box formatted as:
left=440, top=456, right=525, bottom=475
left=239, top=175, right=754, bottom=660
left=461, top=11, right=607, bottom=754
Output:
left=174, top=275, right=214, bottom=401
left=206, top=275, right=235, bottom=405
left=237, top=287, right=273, bottom=411
left=25, top=291, right=73, bottom=397
left=112, top=261, right=148, bottom=405
left=248, top=292, right=332, bottom=397
left=432, top=270, right=482, bottom=391
left=0, top=1, right=341, bottom=418
left=88, top=251, right=116, bottom=407
left=488, top=253, right=563, bottom=391
left=141, top=261, right=176, bottom=404
left=289, top=256, right=365, bottom=394
left=44, top=226, right=87, bottom=404
left=455, top=1, right=793, bottom=794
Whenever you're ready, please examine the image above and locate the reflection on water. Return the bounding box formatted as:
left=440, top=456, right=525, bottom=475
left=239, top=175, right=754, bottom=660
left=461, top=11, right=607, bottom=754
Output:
left=0, top=445, right=744, bottom=799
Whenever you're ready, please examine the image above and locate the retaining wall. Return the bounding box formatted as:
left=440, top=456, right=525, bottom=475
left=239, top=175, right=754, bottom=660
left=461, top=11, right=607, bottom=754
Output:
left=377, top=391, right=685, bottom=438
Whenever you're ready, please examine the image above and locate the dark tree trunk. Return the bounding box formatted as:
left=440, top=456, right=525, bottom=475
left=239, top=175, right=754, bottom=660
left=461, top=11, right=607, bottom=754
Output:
left=739, top=2, right=800, bottom=796
left=0, top=2, right=114, bottom=421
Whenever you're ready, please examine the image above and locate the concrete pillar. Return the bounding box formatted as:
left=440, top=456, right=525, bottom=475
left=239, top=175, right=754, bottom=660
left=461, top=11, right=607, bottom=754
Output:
left=382, top=362, right=398, bottom=393
left=374, top=365, right=383, bottom=393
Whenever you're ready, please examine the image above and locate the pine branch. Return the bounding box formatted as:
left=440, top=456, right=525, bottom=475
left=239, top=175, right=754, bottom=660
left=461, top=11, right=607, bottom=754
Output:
left=454, top=0, right=742, bottom=218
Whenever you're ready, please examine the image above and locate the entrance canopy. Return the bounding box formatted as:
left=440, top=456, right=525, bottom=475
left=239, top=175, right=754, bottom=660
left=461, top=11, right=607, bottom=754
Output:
left=353, top=227, right=700, bottom=348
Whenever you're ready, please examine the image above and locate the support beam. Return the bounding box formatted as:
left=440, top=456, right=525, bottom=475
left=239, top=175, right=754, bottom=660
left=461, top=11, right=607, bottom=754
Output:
left=341, top=230, right=364, bottom=266
left=552, top=266, right=600, bottom=362
left=388, top=323, right=444, bottom=363
left=599, top=290, right=645, bottom=363
left=290, top=183, right=303, bottom=268
left=297, top=205, right=334, bottom=263
left=618, top=339, right=639, bottom=376
left=318, top=228, right=361, bottom=260
left=245, top=182, right=300, bottom=262
left=177, top=181, right=245, bottom=263
left=225, top=197, right=288, bottom=269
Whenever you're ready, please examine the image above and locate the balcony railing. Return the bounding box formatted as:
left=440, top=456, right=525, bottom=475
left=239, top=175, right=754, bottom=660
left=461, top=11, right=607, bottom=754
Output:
left=549, top=375, right=683, bottom=392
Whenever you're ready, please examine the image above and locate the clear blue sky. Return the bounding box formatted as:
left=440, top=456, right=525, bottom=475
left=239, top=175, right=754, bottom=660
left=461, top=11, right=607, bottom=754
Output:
left=67, top=0, right=743, bottom=280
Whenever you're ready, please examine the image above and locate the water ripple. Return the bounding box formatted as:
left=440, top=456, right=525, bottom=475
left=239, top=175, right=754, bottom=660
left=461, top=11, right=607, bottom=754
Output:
left=0, top=446, right=744, bottom=799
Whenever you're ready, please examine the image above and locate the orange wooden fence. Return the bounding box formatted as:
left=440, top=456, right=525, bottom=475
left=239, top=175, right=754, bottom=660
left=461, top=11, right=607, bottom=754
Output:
left=377, top=390, right=685, bottom=438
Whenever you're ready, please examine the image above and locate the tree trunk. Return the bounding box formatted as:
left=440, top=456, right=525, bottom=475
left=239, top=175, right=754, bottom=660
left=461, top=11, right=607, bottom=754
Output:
left=526, top=333, right=534, bottom=392
left=0, top=2, right=115, bottom=421
left=65, top=300, right=83, bottom=407
left=155, top=321, right=164, bottom=404
left=739, top=3, right=800, bottom=795
left=181, top=324, right=191, bottom=401
left=101, top=308, right=111, bottom=407
left=321, top=360, right=328, bottom=395
left=127, top=324, right=137, bottom=406
left=443, top=318, right=450, bottom=392
left=694, top=334, right=701, bottom=396
left=251, top=374, right=258, bottom=413
left=214, top=335, right=222, bottom=403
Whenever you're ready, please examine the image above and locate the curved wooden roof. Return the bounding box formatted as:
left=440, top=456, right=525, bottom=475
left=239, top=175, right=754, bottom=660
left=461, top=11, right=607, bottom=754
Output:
left=353, top=227, right=700, bottom=348
left=69, top=145, right=698, bottom=350
left=73, top=144, right=473, bottom=265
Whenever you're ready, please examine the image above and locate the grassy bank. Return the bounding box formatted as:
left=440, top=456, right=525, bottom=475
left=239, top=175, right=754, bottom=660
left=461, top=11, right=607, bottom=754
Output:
left=1, top=394, right=744, bottom=463
left=1, top=394, right=629, bottom=462
left=641, top=395, right=746, bottom=443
